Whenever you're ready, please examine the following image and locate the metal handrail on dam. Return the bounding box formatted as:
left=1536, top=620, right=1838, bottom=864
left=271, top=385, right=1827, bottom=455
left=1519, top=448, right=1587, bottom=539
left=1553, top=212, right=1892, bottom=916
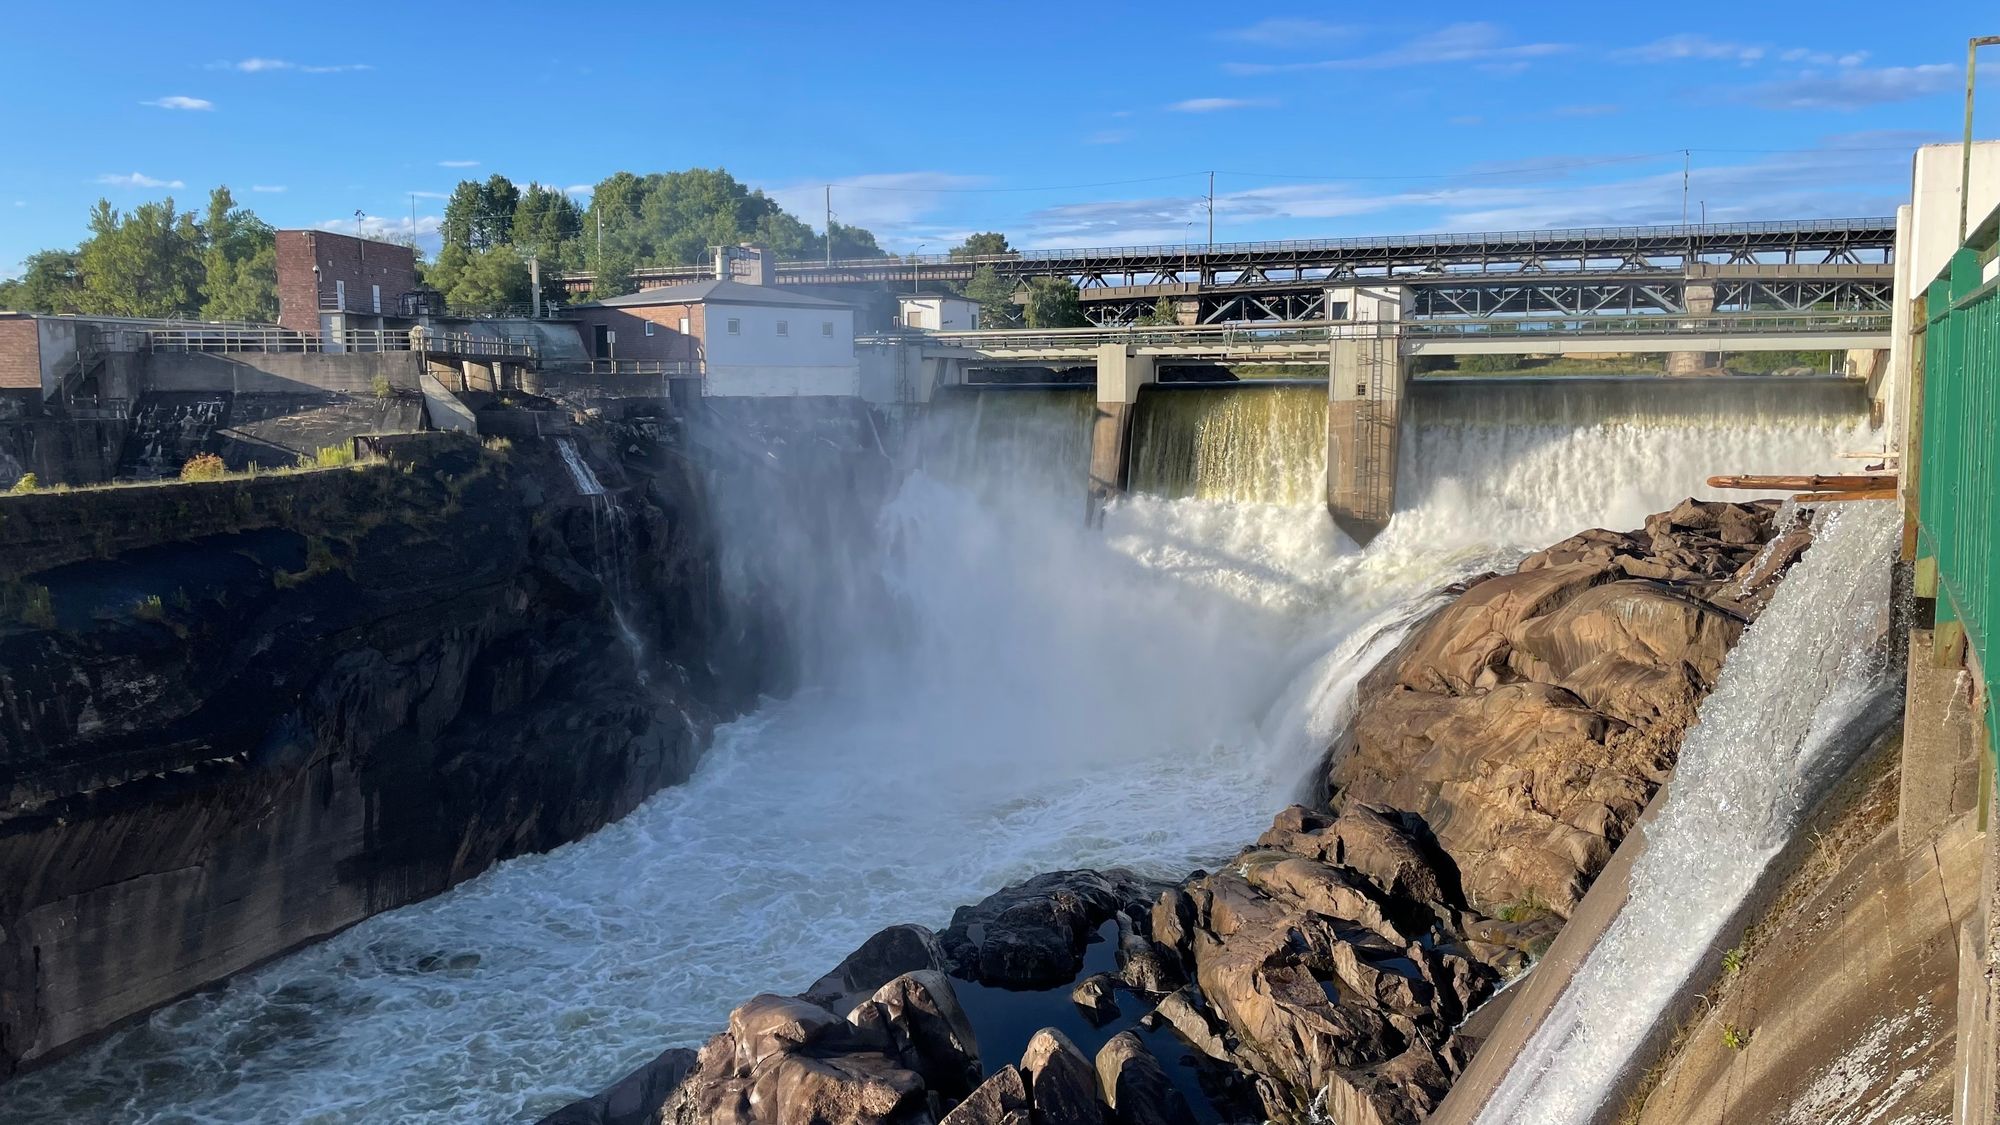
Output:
left=865, top=312, right=1891, bottom=361
left=1914, top=216, right=2000, bottom=767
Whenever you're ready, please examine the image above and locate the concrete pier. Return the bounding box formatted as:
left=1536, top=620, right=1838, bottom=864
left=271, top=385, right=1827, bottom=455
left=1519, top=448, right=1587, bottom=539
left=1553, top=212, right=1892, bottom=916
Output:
left=1086, top=343, right=1155, bottom=524
left=1324, top=286, right=1408, bottom=545
left=1666, top=281, right=1723, bottom=376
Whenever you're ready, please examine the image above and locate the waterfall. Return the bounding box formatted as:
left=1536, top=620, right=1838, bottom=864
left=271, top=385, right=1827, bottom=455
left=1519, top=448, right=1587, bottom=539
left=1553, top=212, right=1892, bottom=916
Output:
left=1128, top=383, right=1328, bottom=505
left=1473, top=499, right=1903, bottom=1125
left=556, top=436, right=646, bottom=683
left=3, top=386, right=1882, bottom=1125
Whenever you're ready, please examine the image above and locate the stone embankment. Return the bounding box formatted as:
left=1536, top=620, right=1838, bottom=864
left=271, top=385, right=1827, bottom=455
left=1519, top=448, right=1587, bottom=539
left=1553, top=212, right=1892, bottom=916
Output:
left=0, top=425, right=764, bottom=1079
left=543, top=499, right=1814, bottom=1125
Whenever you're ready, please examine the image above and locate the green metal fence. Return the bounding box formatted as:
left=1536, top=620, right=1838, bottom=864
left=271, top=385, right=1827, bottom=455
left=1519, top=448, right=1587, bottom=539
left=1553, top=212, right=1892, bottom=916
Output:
left=1918, top=232, right=2000, bottom=764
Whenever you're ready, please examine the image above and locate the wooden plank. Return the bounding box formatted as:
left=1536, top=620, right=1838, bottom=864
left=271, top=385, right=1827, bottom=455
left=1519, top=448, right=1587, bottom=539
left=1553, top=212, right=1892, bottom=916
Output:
left=1791, top=489, right=1900, bottom=502
left=1709, top=473, right=1897, bottom=491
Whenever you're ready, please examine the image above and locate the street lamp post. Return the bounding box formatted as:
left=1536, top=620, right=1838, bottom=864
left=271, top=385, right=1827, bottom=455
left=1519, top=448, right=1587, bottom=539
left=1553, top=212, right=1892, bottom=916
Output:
left=1962, top=35, right=2000, bottom=242
left=912, top=245, right=925, bottom=295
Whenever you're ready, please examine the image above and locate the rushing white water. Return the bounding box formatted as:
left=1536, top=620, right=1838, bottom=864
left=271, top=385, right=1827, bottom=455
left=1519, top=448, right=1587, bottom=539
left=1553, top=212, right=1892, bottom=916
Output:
left=1475, top=499, right=1903, bottom=1125
left=5, top=382, right=1879, bottom=1124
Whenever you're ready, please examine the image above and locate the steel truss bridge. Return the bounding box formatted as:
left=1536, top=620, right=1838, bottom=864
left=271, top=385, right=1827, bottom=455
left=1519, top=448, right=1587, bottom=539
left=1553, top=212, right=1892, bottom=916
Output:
left=556, top=218, right=1896, bottom=325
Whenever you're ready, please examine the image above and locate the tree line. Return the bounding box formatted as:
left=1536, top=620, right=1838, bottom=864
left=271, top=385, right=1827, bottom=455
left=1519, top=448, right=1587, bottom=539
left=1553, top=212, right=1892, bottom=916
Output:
left=0, top=187, right=278, bottom=321
left=0, top=170, right=1098, bottom=328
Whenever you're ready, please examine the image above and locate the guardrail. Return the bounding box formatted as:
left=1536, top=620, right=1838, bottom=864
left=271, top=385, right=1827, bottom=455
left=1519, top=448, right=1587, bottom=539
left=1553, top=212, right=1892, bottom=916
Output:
left=542, top=360, right=702, bottom=378
left=147, top=327, right=538, bottom=360
left=870, top=312, right=1891, bottom=355
left=1916, top=230, right=2000, bottom=766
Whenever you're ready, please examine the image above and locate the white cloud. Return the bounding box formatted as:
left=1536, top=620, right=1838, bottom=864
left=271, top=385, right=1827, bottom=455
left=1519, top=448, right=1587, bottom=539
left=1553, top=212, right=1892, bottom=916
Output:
left=1780, top=47, right=1870, bottom=67
left=563, top=184, right=594, bottom=195
left=767, top=172, right=988, bottom=246
left=211, top=57, right=370, bottom=73
left=1617, top=34, right=1765, bottom=64
left=1015, top=140, right=1913, bottom=246
left=1225, top=22, right=1569, bottom=75
left=1085, top=129, right=1132, bottom=145
left=410, top=190, right=451, bottom=200
left=1744, top=63, right=1955, bottom=110
left=143, top=95, right=214, bottom=110
left=250, top=184, right=286, bottom=193
left=1221, top=18, right=1355, bottom=46
left=438, top=159, right=480, bottom=168
left=12, top=200, right=25, bottom=207
left=315, top=213, right=442, bottom=241
left=96, top=172, right=184, bottom=189
left=1168, top=97, right=1277, bottom=113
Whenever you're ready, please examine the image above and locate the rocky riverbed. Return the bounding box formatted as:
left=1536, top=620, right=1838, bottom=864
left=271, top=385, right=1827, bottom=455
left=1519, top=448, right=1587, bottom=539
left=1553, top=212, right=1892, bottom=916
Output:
left=541, top=498, right=1814, bottom=1125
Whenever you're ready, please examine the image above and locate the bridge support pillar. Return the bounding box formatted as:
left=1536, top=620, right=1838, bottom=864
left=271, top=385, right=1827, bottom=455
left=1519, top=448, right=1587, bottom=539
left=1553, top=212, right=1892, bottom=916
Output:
left=1325, top=287, right=1409, bottom=546
left=1668, top=281, right=1723, bottom=376
left=1086, top=344, right=1156, bottom=525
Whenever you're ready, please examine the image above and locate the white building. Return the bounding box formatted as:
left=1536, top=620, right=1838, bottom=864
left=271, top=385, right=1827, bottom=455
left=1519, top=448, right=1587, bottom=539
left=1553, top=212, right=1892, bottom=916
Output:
left=899, top=295, right=980, bottom=332
left=571, top=279, right=861, bottom=398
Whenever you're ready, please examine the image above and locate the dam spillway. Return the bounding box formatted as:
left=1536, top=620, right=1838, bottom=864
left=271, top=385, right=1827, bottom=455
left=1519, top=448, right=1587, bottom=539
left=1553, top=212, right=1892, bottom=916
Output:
left=3, top=377, right=1882, bottom=1123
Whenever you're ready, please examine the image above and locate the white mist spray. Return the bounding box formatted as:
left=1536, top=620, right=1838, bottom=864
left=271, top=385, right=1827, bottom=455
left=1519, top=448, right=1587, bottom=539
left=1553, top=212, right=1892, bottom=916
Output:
left=3, top=385, right=1880, bottom=1125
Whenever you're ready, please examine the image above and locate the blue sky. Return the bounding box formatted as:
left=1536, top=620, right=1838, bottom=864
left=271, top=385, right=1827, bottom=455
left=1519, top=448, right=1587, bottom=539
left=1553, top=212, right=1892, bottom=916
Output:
left=1, top=1, right=1995, bottom=275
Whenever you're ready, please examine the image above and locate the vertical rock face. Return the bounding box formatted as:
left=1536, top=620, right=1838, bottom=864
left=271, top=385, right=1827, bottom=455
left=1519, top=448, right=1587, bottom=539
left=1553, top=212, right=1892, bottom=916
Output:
left=1326, top=499, right=1807, bottom=918
left=0, top=429, right=761, bottom=1079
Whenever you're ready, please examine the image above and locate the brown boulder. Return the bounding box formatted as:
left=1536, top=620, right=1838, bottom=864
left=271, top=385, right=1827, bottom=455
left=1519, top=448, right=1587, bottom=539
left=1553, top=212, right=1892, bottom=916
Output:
left=1020, top=1028, right=1104, bottom=1125
left=940, top=1066, right=1030, bottom=1125
left=1092, top=1032, right=1195, bottom=1125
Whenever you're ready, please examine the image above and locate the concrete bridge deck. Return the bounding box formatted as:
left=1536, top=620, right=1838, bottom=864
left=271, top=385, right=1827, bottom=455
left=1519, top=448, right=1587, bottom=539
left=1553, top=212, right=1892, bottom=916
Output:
left=867, top=312, right=1891, bottom=364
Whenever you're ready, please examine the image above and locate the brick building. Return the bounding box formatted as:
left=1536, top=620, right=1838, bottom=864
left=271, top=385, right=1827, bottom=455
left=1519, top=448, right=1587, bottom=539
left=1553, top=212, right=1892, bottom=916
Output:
left=274, top=230, right=421, bottom=335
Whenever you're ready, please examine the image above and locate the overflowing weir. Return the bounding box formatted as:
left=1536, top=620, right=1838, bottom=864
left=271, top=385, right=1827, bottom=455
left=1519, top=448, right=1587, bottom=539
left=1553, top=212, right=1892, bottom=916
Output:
left=1473, top=499, right=1902, bottom=1124
left=5, top=378, right=1880, bottom=1123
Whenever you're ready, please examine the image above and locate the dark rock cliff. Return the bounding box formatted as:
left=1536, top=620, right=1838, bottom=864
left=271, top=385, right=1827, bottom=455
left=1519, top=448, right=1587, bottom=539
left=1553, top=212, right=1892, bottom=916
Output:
left=0, top=428, right=760, bottom=1079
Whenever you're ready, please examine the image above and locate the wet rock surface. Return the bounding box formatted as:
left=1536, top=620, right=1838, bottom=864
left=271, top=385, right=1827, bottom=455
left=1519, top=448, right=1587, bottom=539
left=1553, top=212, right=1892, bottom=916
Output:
left=541, top=502, right=1812, bottom=1125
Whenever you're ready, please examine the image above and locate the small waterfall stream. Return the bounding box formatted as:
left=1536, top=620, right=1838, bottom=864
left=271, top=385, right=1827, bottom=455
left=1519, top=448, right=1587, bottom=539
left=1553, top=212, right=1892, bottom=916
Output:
left=556, top=436, right=648, bottom=684
left=1474, top=499, right=1904, bottom=1125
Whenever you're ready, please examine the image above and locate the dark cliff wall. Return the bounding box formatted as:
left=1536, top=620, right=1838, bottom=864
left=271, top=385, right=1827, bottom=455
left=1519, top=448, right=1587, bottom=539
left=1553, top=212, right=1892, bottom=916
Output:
left=0, top=430, right=757, bottom=1078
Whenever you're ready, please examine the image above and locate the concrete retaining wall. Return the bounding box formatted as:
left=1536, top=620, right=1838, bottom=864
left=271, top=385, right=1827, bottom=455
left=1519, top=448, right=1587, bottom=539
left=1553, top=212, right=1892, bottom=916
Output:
left=144, top=351, right=422, bottom=396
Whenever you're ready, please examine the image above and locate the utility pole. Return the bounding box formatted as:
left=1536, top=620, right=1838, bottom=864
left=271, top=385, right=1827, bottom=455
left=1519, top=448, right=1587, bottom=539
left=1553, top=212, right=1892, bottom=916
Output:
left=1681, top=150, right=1690, bottom=226
left=825, top=185, right=833, bottom=266
left=1963, top=36, right=2000, bottom=241
left=410, top=194, right=417, bottom=246
left=1207, top=171, right=1215, bottom=252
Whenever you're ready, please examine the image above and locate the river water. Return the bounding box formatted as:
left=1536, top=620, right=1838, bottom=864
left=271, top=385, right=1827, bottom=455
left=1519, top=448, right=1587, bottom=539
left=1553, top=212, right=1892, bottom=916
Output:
left=5, top=380, right=1876, bottom=1123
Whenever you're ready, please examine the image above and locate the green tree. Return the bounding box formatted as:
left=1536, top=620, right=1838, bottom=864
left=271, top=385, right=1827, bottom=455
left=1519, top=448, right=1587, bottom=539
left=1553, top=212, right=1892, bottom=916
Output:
left=199, top=187, right=277, bottom=322
left=442, top=245, right=530, bottom=313
left=824, top=221, right=885, bottom=259
left=0, top=250, right=86, bottom=313
left=963, top=266, right=1019, bottom=328
left=79, top=198, right=203, bottom=318
left=440, top=180, right=485, bottom=256
left=589, top=246, right=636, bottom=301
left=950, top=232, right=1012, bottom=259
left=1024, top=277, right=1086, bottom=328
left=1458, top=353, right=1519, bottom=373
left=476, top=174, right=520, bottom=248
left=1134, top=297, right=1178, bottom=326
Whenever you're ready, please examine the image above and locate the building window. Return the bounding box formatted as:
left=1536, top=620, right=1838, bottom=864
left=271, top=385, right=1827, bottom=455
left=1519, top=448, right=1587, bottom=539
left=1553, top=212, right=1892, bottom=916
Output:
left=371, top=284, right=381, bottom=314
left=678, top=317, right=690, bottom=335
left=727, top=318, right=741, bottom=335
left=644, top=321, right=656, bottom=337
left=776, top=320, right=788, bottom=337
left=822, top=321, right=834, bottom=337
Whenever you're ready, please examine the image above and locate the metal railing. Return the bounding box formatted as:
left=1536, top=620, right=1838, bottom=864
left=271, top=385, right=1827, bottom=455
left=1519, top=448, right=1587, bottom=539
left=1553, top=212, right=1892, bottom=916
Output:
left=147, top=327, right=538, bottom=360
left=1916, top=232, right=2000, bottom=765
left=871, top=312, right=1890, bottom=355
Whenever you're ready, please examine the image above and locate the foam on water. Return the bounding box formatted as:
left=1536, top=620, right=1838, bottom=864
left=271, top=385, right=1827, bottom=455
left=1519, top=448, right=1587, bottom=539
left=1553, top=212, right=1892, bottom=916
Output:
left=1475, top=499, right=1903, bottom=1125
left=4, top=383, right=1880, bottom=1123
